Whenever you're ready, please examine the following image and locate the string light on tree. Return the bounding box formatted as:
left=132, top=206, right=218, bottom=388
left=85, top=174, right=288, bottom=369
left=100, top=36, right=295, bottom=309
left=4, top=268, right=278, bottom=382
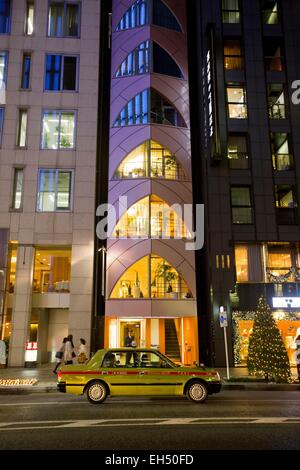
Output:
left=247, top=296, right=291, bottom=383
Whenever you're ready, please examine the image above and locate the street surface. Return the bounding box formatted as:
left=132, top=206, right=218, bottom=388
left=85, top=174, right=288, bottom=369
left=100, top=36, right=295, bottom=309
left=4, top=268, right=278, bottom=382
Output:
left=0, top=391, right=300, bottom=450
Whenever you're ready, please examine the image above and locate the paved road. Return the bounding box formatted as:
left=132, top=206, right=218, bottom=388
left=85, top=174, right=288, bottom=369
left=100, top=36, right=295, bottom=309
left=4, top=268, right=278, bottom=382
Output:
left=1, top=391, right=300, bottom=450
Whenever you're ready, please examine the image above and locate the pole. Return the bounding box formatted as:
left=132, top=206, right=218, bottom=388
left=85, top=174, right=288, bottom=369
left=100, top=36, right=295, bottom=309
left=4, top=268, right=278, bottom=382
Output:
left=223, top=326, right=230, bottom=380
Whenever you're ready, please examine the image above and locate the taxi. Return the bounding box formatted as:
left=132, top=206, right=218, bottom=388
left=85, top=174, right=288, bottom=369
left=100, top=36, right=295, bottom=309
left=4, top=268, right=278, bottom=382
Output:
left=57, top=348, right=222, bottom=404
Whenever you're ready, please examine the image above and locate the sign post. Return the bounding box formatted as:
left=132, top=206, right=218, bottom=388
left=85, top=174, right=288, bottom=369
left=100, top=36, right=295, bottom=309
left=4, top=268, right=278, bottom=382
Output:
left=219, top=307, right=230, bottom=380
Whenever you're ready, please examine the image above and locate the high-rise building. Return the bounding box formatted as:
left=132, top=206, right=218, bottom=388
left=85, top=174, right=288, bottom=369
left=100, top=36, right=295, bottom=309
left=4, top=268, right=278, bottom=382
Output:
left=188, top=0, right=300, bottom=367
left=0, top=0, right=100, bottom=366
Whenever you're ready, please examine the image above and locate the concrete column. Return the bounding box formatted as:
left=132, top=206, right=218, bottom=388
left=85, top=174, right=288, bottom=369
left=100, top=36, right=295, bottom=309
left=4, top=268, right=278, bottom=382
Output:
left=8, top=245, right=35, bottom=367
left=69, top=242, right=94, bottom=355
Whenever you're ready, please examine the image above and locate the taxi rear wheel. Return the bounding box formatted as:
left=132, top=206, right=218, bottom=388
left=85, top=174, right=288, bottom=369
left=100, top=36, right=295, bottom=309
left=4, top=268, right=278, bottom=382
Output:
left=86, top=381, right=107, bottom=404
left=186, top=381, right=208, bottom=403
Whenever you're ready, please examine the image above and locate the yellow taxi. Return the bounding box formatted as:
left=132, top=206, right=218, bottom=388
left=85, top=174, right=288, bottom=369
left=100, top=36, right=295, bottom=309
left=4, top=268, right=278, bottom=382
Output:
left=57, top=348, right=221, bottom=404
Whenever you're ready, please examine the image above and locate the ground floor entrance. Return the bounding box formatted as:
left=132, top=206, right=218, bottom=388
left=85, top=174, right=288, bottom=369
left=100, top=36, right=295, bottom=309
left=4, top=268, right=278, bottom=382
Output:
left=105, top=316, right=198, bottom=365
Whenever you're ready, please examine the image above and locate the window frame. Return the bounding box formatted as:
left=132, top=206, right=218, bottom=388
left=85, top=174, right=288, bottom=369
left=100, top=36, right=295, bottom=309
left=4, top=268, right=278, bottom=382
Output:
left=221, top=0, right=241, bottom=24
left=261, top=0, right=280, bottom=25
left=47, top=1, right=81, bottom=38
left=41, top=109, right=77, bottom=150
left=271, top=133, right=293, bottom=171
left=20, top=51, right=32, bottom=90
left=267, top=83, right=287, bottom=120
left=230, top=185, right=253, bottom=225
left=24, top=1, right=35, bottom=36
left=0, top=106, right=4, bottom=146
left=227, top=133, right=249, bottom=170
left=11, top=167, right=24, bottom=211
left=0, top=50, right=8, bottom=97
left=44, top=53, right=79, bottom=92
left=36, top=168, right=74, bottom=213
left=0, top=0, right=11, bottom=35
left=16, top=108, right=28, bottom=148
left=223, top=37, right=245, bottom=71
left=226, top=83, right=248, bottom=119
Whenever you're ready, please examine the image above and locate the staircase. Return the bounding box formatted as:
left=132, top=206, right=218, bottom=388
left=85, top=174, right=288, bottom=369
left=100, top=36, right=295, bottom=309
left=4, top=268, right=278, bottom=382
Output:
left=165, top=319, right=181, bottom=362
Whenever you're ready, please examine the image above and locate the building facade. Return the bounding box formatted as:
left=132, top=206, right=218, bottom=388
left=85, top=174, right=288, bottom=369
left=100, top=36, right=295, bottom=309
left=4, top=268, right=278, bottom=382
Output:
left=0, top=0, right=100, bottom=366
left=188, top=0, right=300, bottom=367
left=104, top=0, right=198, bottom=365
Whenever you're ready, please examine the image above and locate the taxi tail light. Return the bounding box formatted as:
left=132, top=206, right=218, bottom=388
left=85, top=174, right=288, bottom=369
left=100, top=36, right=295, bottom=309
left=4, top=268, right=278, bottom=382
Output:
left=57, top=371, right=62, bottom=380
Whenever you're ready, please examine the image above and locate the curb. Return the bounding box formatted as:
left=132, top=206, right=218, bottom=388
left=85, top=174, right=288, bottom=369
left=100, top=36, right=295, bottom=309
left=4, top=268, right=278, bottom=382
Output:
left=0, top=385, right=57, bottom=394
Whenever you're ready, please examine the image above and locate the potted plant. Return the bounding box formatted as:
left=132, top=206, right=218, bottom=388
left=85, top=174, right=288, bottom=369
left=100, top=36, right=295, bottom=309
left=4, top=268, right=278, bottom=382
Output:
left=155, top=263, right=179, bottom=299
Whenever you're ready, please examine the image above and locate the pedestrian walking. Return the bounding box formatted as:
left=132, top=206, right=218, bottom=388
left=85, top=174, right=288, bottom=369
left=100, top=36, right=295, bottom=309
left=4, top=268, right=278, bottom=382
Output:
left=77, top=338, right=88, bottom=364
left=53, top=337, right=67, bottom=374
left=64, top=334, right=75, bottom=365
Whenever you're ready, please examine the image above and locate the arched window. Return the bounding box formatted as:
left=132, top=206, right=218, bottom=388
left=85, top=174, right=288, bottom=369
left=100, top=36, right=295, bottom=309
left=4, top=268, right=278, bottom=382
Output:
left=116, top=0, right=182, bottom=32
left=113, top=89, right=187, bottom=128
left=116, top=41, right=150, bottom=77
left=152, top=0, right=182, bottom=32
left=116, top=0, right=148, bottom=31
left=112, top=195, right=191, bottom=239
left=114, top=140, right=186, bottom=180
left=115, top=41, right=183, bottom=79
left=110, top=255, right=192, bottom=299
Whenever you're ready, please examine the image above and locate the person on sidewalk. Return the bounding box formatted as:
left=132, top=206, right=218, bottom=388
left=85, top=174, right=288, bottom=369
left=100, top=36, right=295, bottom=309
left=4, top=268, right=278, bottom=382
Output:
left=53, top=337, right=67, bottom=374
left=77, top=338, right=88, bottom=364
left=0, top=339, right=6, bottom=369
left=295, top=335, right=300, bottom=381
left=64, top=334, right=75, bottom=365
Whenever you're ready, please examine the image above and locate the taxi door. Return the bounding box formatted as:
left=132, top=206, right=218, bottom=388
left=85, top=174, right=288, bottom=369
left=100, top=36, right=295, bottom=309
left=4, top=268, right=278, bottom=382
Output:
left=137, top=352, right=181, bottom=396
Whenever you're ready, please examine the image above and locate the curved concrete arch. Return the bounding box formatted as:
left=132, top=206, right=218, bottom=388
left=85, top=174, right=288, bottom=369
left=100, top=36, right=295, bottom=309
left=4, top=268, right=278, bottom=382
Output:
left=109, top=128, right=191, bottom=179
left=111, top=86, right=188, bottom=130
left=107, top=247, right=194, bottom=299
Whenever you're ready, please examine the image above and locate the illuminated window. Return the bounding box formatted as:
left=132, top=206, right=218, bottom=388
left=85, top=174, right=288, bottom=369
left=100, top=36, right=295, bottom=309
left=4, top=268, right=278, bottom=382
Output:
left=275, top=185, right=298, bottom=225
left=37, top=169, right=73, bottom=212
left=114, top=140, right=186, bottom=180
left=114, top=89, right=186, bottom=127
left=224, top=39, right=244, bottom=70
left=25, top=1, right=34, bottom=35
left=16, top=109, right=28, bottom=148
left=261, top=1, right=279, bottom=24
left=234, top=245, right=248, bottom=282
left=0, top=51, right=8, bottom=98
left=12, top=168, right=24, bottom=210
left=222, top=0, right=240, bottom=24
left=110, top=255, right=191, bottom=300
left=21, top=52, right=31, bottom=90
left=226, top=84, right=247, bottom=119
left=41, top=110, right=75, bottom=149
left=112, top=195, right=190, bottom=239
left=271, top=133, right=293, bottom=171
left=33, top=248, right=71, bottom=293
left=48, top=2, right=80, bottom=37
left=268, top=84, right=286, bottom=119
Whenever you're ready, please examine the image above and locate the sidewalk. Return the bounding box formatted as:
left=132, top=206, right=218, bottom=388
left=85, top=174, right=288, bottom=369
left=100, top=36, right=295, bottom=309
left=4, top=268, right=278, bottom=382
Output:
left=1, top=364, right=300, bottom=394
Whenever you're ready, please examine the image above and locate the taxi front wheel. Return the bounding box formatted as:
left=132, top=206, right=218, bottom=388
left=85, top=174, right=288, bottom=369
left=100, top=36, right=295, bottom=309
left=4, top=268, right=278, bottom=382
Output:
left=186, top=381, right=208, bottom=403
left=86, top=381, right=107, bottom=404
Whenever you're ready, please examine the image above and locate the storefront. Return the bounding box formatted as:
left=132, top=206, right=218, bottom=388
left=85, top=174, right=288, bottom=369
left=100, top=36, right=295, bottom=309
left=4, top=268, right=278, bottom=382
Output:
left=233, top=309, right=300, bottom=366
left=104, top=316, right=198, bottom=365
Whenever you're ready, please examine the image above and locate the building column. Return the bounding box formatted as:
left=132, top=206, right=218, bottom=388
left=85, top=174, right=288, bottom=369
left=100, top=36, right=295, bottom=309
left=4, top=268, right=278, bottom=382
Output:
left=8, top=245, right=34, bottom=367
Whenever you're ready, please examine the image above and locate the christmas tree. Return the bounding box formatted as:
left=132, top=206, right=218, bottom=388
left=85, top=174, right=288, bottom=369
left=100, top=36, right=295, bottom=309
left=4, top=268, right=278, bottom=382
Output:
left=247, top=296, right=291, bottom=382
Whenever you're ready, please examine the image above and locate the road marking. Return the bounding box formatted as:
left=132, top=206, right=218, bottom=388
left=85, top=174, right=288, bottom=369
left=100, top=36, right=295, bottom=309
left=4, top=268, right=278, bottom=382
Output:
left=1, top=417, right=300, bottom=431
left=1, top=398, right=300, bottom=407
